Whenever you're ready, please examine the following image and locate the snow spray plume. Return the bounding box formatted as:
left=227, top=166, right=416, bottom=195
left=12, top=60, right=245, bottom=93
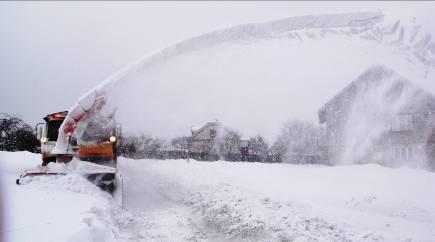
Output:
left=54, top=12, right=435, bottom=158
left=0, top=181, right=3, bottom=242
left=96, top=12, right=384, bottom=92
left=339, top=66, right=435, bottom=168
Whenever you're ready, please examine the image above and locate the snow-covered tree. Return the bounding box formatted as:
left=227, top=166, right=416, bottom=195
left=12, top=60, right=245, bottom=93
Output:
left=213, top=127, right=242, bottom=160
left=0, top=114, right=39, bottom=152
left=248, top=135, right=269, bottom=162
left=272, top=120, right=325, bottom=164
left=119, top=133, right=164, bottom=159
left=171, top=136, right=190, bottom=150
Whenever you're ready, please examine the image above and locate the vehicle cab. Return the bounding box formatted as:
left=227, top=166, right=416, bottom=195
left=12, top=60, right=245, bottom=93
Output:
left=36, top=111, right=76, bottom=165
left=36, top=111, right=121, bottom=166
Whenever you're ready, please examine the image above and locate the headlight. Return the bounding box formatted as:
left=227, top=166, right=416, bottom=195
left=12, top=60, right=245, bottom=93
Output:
left=109, top=136, right=116, bottom=142
left=40, top=137, right=47, bottom=143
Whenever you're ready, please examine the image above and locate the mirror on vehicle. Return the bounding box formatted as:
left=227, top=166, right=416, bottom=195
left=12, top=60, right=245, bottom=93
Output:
left=36, top=123, right=44, bottom=140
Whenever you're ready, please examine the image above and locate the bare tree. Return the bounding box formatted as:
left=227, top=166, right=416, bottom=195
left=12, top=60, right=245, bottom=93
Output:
left=272, top=120, right=325, bottom=164
left=171, top=136, right=190, bottom=150
left=214, top=127, right=242, bottom=160
left=118, top=135, right=138, bottom=158
left=248, top=135, right=269, bottom=162
left=118, top=133, right=164, bottom=159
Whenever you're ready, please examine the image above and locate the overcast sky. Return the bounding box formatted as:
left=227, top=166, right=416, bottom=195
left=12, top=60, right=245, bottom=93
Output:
left=1, top=1, right=435, bottom=140
left=0, top=1, right=301, bottom=124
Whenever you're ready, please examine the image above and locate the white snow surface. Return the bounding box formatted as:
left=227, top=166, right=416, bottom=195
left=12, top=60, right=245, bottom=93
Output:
left=0, top=151, right=118, bottom=242
left=118, top=158, right=435, bottom=242
left=1, top=151, right=435, bottom=241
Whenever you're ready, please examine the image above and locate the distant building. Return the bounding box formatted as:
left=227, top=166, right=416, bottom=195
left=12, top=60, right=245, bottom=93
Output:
left=188, top=121, right=220, bottom=160
left=240, top=138, right=249, bottom=160
left=318, top=66, right=435, bottom=168
left=188, top=121, right=261, bottom=161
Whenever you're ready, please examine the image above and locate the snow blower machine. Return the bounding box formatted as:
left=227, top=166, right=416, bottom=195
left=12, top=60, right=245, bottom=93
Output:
left=16, top=108, right=122, bottom=194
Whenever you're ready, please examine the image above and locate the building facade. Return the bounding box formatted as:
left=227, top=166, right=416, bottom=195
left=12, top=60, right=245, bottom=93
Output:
left=318, top=66, right=435, bottom=168
left=188, top=121, right=220, bottom=160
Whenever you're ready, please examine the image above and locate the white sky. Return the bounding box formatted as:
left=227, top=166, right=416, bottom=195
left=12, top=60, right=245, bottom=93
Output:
left=1, top=1, right=434, bottom=141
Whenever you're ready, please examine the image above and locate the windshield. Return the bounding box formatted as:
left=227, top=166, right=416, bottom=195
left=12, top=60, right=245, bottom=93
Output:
left=81, top=116, right=113, bottom=143
left=47, top=120, right=63, bottom=141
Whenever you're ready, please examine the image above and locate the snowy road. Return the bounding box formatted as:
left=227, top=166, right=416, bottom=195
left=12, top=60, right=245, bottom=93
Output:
left=2, top=152, right=435, bottom=242
left=115, top=159, right=217, bottom=241
left=116, top=158, right=435, bottom=242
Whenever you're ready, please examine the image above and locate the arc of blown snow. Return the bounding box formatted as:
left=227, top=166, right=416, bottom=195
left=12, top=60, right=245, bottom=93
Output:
left=53, top=12, right=391, bottom=154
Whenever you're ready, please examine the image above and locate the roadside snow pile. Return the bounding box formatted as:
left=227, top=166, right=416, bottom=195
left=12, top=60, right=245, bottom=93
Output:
left=0, top=151, right=39, bottom=175
left=119, top=158, right=435, bottom=242
left=0, top=151, right=118, bottom=242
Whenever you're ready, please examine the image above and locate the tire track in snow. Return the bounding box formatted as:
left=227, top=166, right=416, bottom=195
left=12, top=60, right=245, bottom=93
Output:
left=114, top=159, right=371, bottom=242
left=112, top=204, right=210, bottom=242
left=113, top=160, right=216, bottom=242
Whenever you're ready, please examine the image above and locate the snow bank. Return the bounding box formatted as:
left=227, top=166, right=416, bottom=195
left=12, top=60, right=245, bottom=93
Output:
left=0, top=151, right=40, bottom=175
left=0, top=151, right=118, bottom=242
left=119, top=158, right=435, bottom=241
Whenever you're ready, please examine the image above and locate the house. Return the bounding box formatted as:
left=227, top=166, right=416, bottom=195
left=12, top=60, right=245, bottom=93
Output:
left=188, top=121, right=221, bottom=160
left=318, top=66, right=435, bottom=169
left=188, top=121, right=256, bottom=161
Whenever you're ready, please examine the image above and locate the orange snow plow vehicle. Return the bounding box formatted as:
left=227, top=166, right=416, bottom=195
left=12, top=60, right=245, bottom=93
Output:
left=16, top=111, right=122, bottom=193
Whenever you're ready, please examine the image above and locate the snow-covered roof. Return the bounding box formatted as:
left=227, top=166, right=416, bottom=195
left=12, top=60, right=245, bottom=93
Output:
left=191, top=126, right=202, bottom=133
left=191, top=121, right=220, bottom=138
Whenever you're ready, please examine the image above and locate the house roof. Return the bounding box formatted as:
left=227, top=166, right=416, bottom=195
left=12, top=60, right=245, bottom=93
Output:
left=191, top=126, right=202, bottom=133
left=318, top=65, right=435, bottom=123
left=191, top=121, right=220, bottom=139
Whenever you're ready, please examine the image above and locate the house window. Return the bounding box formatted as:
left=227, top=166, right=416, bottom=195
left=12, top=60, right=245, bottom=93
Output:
left=210, top=129, right=216, bottom=138
left=391, top=114, right=414, bottom=132
left=395, top=147, right=400, bottom=160
left=394, top=146, right=414, bottom=161
left=408, top=147, right=413, bottom=159
left=401, top=147, right=407, bottom=160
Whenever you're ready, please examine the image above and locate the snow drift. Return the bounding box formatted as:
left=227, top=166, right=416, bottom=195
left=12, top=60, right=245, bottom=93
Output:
left=0, top=152, right=118, bottom=242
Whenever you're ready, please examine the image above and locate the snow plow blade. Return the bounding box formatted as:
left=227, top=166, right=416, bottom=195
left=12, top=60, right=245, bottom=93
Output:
left=16, top=171, right=66, bottom=185
left=16, top=160, right=118, bottom=194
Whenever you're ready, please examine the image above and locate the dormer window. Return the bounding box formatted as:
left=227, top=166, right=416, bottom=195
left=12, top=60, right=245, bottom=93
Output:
left=210, top=129, right=216, bottom=138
